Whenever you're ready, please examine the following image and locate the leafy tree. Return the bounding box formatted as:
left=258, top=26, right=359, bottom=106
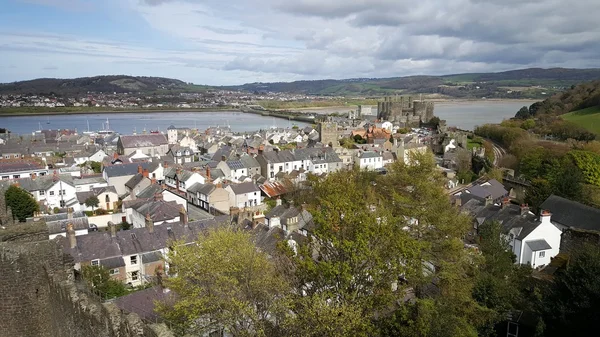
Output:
left=541, top=245, right=600, bottom=337
left=4, top=185, right=39, bottom=222
left=353, top=134, right=367, bottom=144
left=157, top=227, right=289, bottom=337
left=515, top=106, right=531, bottom=119
left=81, top=265, right=128, bottom=300
left=85, top=196, right=100, bottom=213
left=90, top=161, right=102, bottom=173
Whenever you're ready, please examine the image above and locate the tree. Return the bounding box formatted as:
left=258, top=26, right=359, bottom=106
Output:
left=4, top=185, right=39, bottom=222
left=541, top=245, right=600, bottom=337
left=157, top=227, right=289, bottom=337
left=515, top=106, right=531, bottom=119
left=90, top=161, right=102, bottom=173
left=85, top=195, right=100, bottom=213
left=353, top=134, right=367, bottom=144
left=81, top=265, right=128, bottom=300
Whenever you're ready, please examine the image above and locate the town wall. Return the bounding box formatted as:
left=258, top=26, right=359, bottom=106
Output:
left=0, top=228, right=166, bottom=337
left=377, top=96, right=435, bottom=126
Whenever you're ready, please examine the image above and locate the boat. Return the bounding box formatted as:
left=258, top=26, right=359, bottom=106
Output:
left=46, top=117, right=50, bottom=124
left=97, top=118, right=115, bottom=135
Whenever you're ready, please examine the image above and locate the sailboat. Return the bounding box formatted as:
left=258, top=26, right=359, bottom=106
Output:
left=97, top=118, right=114, bottom=135
left=83, top=119, right=95, bottom=136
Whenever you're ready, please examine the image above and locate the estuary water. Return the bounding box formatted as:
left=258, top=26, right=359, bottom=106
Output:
left=0, top=100, right=537, bottom=135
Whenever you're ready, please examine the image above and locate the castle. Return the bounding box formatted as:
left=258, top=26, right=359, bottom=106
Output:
left=377, top=96, right=435, bottom=127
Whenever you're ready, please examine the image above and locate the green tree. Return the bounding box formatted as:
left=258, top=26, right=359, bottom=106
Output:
left=4, top=185, right=39, bottom=222
left=353, top=134, right=367, bottom=144
left=515, top=106, right=531, bottom=119
left=85, top=195, right=100, bottom=213
left=157, top=227, right=289, bottom=337
left=81, top=265, right=128, bottom=300
left=90, top=161, right=102, bottom=173
left=541, top=245, right=600, bottom=337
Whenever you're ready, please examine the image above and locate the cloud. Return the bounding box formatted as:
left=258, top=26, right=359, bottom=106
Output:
left=3, top=0, right=600, bottom=84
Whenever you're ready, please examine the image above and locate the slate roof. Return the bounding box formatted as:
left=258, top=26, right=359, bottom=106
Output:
left=136, top=184, right=164, bottom=199
left=359, top=151, right=381, bottom=159
left=294, top=148, right=342, bottom=164
left=132, top=200, right=182, bottom=222
left=73, top=176, right=106, bottom=186
left=113, top=286, right=171, bottom=322
left=460, top=200, right=541, bottom=240
left=3, top=174, right=73, bottom=192
left=125, top=173, right=145, bottom=189
left=228, top=182, right=260, bottom=195
left=264, top=205, right=314, bottom=229
left=260, top=150, right=296, bottom=163
left=539, top=195, right=600, bottom=231
left=104, top=162, right=159, bottom=178
left=466, top=179, right=508, bottom=200
left=100, top=256, right=125, bottom=269
left=76, top=191, right=95, bottom=204
left=526, top=239, right=552, bottom=251
left=119, top=134, right=167, bottom=148
left=47, top=216, right=89, bottom=235
left=252, top=224, right=286, bottom=256
left=187, top=182, right=216, bottom=196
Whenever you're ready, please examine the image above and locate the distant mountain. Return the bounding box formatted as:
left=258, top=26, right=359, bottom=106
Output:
left=226, top=68, right=600, bottom=98
left=0, top=75, right=197, bottom=96
left=3, top=68, right=600, bottom=98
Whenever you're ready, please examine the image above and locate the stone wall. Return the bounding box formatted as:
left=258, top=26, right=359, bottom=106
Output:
left=560, top=228, right=600, bottom=256
left=0, top=235, right=166, bottom=337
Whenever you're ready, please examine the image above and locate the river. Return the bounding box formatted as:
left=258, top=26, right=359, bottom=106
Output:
left=0, top=111, right=308, bottom=135
left=0, top=100, right=536, bottom=135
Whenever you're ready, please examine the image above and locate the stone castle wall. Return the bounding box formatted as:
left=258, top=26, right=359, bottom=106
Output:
left=0, top=231, right=165, bottom=337
left=377, top=96, right=435, bottom=125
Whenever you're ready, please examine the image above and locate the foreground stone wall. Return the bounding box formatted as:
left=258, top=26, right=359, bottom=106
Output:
left=0, top=235, right=164, bottom=337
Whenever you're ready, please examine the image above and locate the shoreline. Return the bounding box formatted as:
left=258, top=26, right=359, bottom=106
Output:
left=0, top=108, right=240, bottom=117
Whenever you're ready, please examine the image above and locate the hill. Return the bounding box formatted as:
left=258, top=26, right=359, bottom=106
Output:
left=562, top=106, right=600, bottom=135
left=0, top=75, right=208, bottom=96
left=227, top=68, right=600, bottom=98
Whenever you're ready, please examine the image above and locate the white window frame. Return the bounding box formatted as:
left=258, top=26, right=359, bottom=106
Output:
left=130, top=255, right=138, bottom=265
left=39, top=190, right=45, bottom=196
left=539, top=251, right=545, bottom=258
left=131, top=270, right=139, bottom=281
left=91, top=259, right=99, bottom=266
left=50, top=191, right=54, bottom=196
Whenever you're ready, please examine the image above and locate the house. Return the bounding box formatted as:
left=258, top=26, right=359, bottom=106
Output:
left=461, top=197, right=562, bottom=269
left=75, top=186, right=119, bottom=212
left=225, top=182, right=262, bottom=208
left=117, top=134, right=169, bottom=156
left=294, top=147, right=343, bottom=175
left=239, top=154, right=261, bottom=177
left=60, top=217, right=222, bottom=286
left=163, top=167, right=205, bottom=193
left=129, top=196, right=182, bottom=228
left=539, top=195, right=600, bottom=232
left=186, top=182, right=230, bottom=214
left=460, top=179, right=509, bottom=205
left=44, top=209, right=90, bottom=239
left=256, top=150, right=301, bottom=180
left=0, top=161, right=48, bottom=180
left=355, top=151, right=384, bottom=171
left=217, top=160, right=248, bottom=182
left=73, top=176, right=108, bottom=192
left=5, top=173, right=78, bottom=210
left=124, top=171, right=153, bottom=200
left=102, top=162, right=162, bottom=196
left=167, top=146, right=195, bottom=164
left=265, top=201, right=313, bottom=233
left=73, top=149, right=108, bottom=165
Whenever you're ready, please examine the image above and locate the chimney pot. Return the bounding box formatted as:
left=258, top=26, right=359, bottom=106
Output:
left=179, top=206, right=188, bottom=225
left=145, top=213, right=154, bottom=233
left=142, top=168, right=149, bottom=178
left=138, top=165, right=143, bottom=174
left=108, top=221, right=116, bottom=237
left=67, top=223, right=77, bottom=249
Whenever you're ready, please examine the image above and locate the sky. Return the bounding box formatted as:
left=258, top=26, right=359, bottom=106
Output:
left=1, top=0, right=600, bottom=85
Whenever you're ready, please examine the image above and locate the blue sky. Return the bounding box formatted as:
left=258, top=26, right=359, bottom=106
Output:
left=1, top=0, right=600, bottom=85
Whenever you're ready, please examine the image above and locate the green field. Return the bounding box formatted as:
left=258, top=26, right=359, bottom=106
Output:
left=562, top=106, right=600, bottom=135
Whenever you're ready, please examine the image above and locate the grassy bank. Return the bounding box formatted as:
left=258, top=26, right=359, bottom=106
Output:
left=562, top=106, right=600, bottom=135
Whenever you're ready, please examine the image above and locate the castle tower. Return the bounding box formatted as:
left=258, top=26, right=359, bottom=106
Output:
left=318, top=121, right=339, bottom=147
left=167, top=125, right=178, bottom=145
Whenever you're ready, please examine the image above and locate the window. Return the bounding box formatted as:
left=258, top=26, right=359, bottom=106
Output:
left=105, top=195, right=110, bottom=202
left=539, top=251, right=545, bottom=258
left=254, top=192, right=257, bottom=196
left=39, top=190, right=45, bottom=196
left=58, top=190, right=62, bottom=196
left=13, top=175, right=20, bottom=179
left=110, top=268, right=119, bottom=275
left=131, top=271, right=139, bottom=281
left=62, top=190, right=66, bottom=195
left=130, top=255, right=138, bottom=265
left=60, top=200, right=66, bottom=207
left=91, top=260, right=99, bottom=266
left=50, top=191, right=54, bottom=196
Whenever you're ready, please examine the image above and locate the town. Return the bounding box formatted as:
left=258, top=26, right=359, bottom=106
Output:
left=2, top=90, right=598, bottom=337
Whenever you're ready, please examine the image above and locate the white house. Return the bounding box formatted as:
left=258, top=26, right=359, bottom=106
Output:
left=74, top=149, right=108, bottom=165
left=164, top=167, right=205, bottom=193
left=217, top=160, right=248, bottom=182
left=355, top=151, right=383, bottom=171
left=225, top=182, right=262, bottom=208
left=506, top=210, right=562, bottom=269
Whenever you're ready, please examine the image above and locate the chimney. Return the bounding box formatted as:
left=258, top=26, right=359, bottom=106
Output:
left=137, top=165, right=143, bottom=174
left=163, top=161, right=169, bottom=168
left=67, top=207, right=73, bottom=219
left=31, top=173, right=36, bottom=180
left=501, top=197, right=510, bottom=209
left=276, top=198, right=282, bottom=206
left=113, top=152, right=118, bottom=160
left=454, top=196, right=462, bottom=207
left=540, top=209, right=552, bottom=224
left=145, top=213, right=154, bottom=233
left=520, top=204, right=530, bottom=216
left=206, top=166, right=211, bottom=183
left=176, top=168, right=182, bottom=175
left=221, top=155, right=226, bottom=162
left=142, top=168, right=149, bottom=178
left=154, top=192, right=163, bottom=201
left=151, top=177, right=157, bottom=185
left=66, top=223, right=77, bottom=249
left=484, top=195, right=493, bottom=206
left=108, top=221, right=116, bottom=238
left=179, top=206, right=188, bottom=225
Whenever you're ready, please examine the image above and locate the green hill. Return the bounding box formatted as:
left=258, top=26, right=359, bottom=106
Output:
left=562, top=106, right=600, bottom=135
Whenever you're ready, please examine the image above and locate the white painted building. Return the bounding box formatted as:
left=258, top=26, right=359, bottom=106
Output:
left=506, top=211, right=562, bottom=269
left=355, top=151, right=383, bottom=170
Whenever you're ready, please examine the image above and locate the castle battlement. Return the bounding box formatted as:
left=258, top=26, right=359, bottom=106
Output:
left=377, top=96, right=434, bottom=127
